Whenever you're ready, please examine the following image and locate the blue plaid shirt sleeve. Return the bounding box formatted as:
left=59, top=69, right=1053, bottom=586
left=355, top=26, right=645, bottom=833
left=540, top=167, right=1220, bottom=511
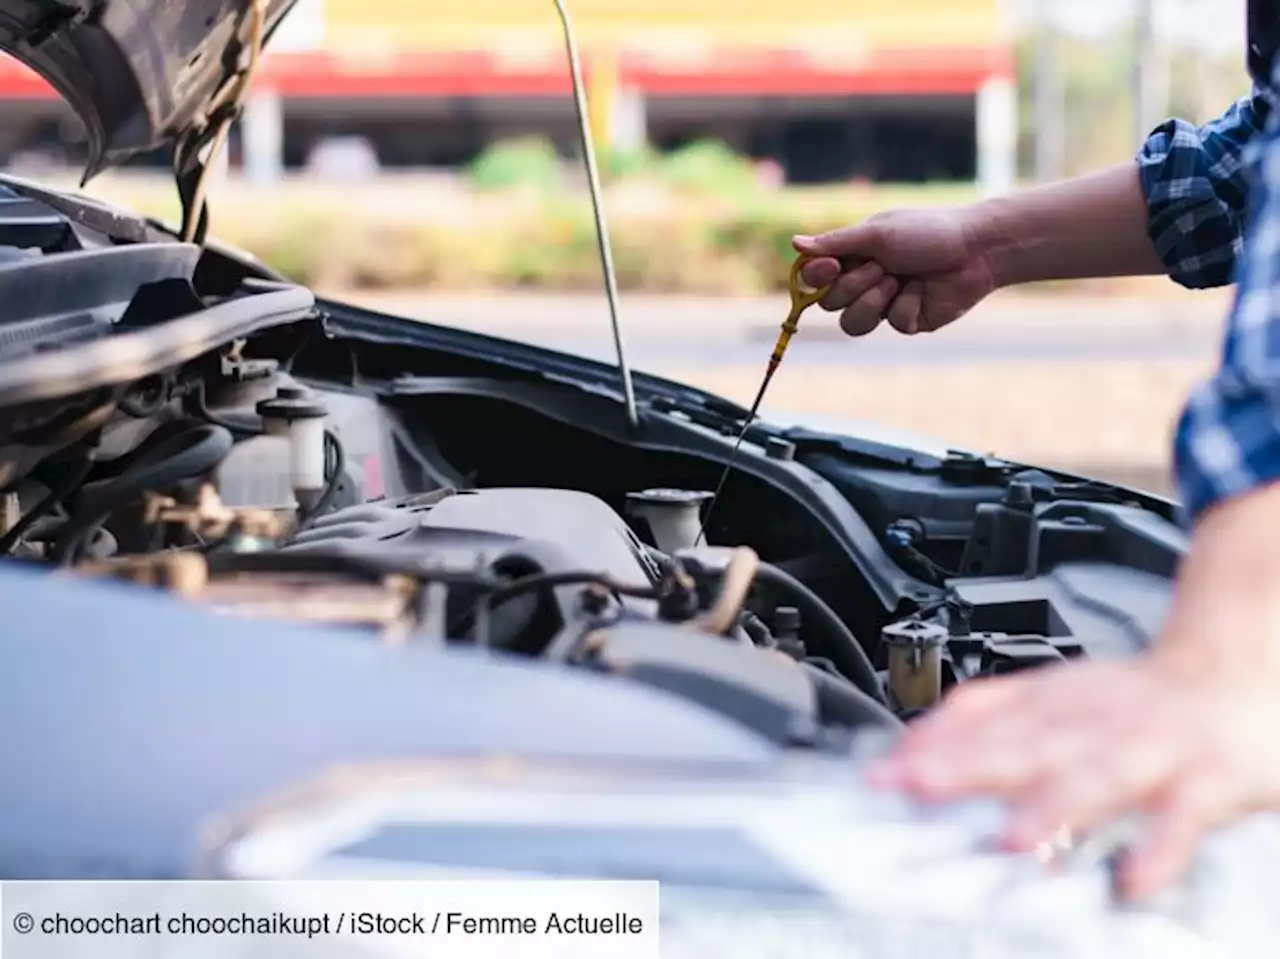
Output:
left=1172, top=91, right=1280, bottom=521
left=1136, top=92, right=1270, bottom=289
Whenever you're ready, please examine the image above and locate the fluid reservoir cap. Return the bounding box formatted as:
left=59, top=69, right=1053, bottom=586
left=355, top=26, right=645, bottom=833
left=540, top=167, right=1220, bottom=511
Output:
left=881, top=619, right=948, bottom=650
left=626, top=489, right=714, bottom=507
left=1003, top=481, right=1035, bottom=511
left=765, top=437, right=796, bottom=461
left=255, top=385, right=328, bottom=421
left=772, top=605, right=801, bottom=636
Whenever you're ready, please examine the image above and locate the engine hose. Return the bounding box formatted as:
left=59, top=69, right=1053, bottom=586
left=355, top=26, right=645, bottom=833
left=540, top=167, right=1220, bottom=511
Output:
left=739, top=609, right=773, bottom=647
left=186, top=379, right=263, bottom=438
left=52, top=423, right=234, bottom=564
left=296, top=430, right=345, bottom=530
left=753, top=560, right=885, bottom=705
left=802, top=662, right=902, bottom=732
left=691, top=546, right=759, bottom=636
left=118, top=377, right=169, bottom=419
left=0, top=459, right=94, bottom=556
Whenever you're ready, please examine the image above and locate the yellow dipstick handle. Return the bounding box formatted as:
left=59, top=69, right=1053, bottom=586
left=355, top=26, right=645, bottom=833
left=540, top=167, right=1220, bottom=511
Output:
left=694, top=256, right=834, bottom=546
left=767, top=257, right=833, bottom=374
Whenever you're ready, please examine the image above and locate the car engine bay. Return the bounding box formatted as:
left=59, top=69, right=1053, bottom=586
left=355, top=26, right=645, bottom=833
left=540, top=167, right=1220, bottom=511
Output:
left=0, top=183, right=1187, bottom=752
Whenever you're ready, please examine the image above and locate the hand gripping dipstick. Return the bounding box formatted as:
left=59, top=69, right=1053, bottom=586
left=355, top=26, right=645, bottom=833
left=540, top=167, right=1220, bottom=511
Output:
left=697, top=257, right=833, bottom=546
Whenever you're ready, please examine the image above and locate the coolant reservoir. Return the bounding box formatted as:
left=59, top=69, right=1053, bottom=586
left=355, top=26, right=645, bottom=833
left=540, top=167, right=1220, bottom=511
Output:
left=882, top=619, right=948, bottom=711
left=213, top=434, right=298, bottom=512
left=255, top=385, right=329, bottom=510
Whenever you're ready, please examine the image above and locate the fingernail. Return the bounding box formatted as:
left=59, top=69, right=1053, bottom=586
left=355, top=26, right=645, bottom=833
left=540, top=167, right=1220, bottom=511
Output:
left=793, top=235, right=816, bottom=249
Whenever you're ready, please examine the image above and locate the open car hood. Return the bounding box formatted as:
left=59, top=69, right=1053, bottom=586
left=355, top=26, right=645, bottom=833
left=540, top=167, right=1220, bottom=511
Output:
left=0, top=0, right=295, bottom=179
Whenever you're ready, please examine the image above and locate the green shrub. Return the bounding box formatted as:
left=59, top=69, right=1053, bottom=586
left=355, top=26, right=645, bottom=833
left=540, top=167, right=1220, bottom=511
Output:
left=83, top=173, right=994, bottom=294
left=494, top=201, right=603, bottom=290
left=203, top=189, right=889, bottom=293
left=248, top=211, right=348, bottom=287
left=610, top=212, right=762, bottom=294
left=597, top=144, right=659, bottom=183
left=658, top=139, right=760, bottom=196
left=466, top=138, right=563, bottom=193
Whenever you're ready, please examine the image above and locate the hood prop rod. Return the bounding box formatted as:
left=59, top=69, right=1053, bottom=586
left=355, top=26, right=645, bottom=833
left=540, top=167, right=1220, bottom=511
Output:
left=553, top=0, right=640, bottom=431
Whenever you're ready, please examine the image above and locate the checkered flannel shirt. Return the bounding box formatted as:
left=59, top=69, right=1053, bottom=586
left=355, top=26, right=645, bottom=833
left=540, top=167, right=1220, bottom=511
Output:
left=1137, top=58, right=1280, bottom=522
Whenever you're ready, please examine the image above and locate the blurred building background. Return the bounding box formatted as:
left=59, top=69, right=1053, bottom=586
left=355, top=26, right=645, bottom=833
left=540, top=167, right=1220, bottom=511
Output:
left=0, top=0, right=1011, bottom=185
left=0, top=0, right=1243, bottom=193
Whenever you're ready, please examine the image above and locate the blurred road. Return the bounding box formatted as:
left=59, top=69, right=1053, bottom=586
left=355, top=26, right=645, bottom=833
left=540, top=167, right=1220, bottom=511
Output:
left=339, top=289, right=1228, bottom=367
left=332, top=288, right=1233, bottom=497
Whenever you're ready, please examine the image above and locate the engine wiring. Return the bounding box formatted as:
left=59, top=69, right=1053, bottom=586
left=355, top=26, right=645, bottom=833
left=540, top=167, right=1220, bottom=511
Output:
left=0, top=355, right=891, bottom=723
left=483, top=570, right=663, bottom=607
left=639, top=542, right=884, bottom=701
left=52, top=423, right=235, bottom=565
left=739, top=609, right=774, bottom=647
left=455, top=551, right=887, bottom=705
left=186, top=379, right=263, bottom=438
left=803, top=661, right=901, bottom=731
left=25, top=371, right=355, bottom=561
left=885, top=517, right=961, bottom=586
left=0, top=459, right=94, bottom=557
left=690, top=545, right=759, bottom=636
left=117, top=376, right=170, bottom=419
left=4, top=365, right=891, bottom=713
left=751, top=559, right=884, bottom=704
left=181, top=373, right=349, bottom=534
left=296, top=430, right=345, bottom=530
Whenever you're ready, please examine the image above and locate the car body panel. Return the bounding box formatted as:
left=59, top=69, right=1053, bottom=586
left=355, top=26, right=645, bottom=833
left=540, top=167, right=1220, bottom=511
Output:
left=0, top=565, right=774, bottom=878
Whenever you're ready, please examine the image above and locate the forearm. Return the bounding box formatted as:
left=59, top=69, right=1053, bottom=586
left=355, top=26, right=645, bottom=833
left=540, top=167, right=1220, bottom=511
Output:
left=1156, top=482, right=1280, bottom=676
left=963, top=162, right=1167, bottom=289
left=1160, top=113, right=1280, bottom=673
left=969, top=95, right=1265, bottom=292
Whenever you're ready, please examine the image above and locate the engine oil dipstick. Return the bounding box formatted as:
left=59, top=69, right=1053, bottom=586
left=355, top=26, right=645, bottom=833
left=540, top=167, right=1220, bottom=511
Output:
left=697, top=257, right=831, bottom=545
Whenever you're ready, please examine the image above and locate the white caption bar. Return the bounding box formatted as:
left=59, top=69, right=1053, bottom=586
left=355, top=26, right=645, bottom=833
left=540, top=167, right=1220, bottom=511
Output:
left=1, top=880, right=659, bottom=959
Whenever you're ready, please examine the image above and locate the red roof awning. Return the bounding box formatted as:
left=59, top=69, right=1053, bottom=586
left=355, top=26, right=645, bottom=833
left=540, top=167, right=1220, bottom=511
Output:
left=0, top=46, right=1012, bottom=101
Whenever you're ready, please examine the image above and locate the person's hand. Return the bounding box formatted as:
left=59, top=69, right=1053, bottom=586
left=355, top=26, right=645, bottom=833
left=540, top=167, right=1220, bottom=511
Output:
left=865, top=653, right=1280, bottom=901
left=792, top=207, right=998, bottom=337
